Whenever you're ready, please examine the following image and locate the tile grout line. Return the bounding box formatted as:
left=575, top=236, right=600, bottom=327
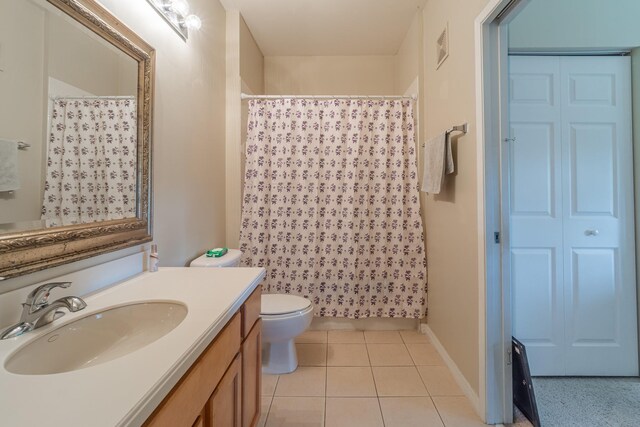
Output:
left=405, top=333, right=449, bottom=426
left=365, top=339, right=387, bottom=427
left=263, top=395, right=274, bottom=427
left=263, top=375, right=278, bottom=427
left=414, top=356, right=435, bottom=397
left=324, top=337, right=328, bottom=427
left=430, top=396, right=448, bottom=427
left=324, top=395, right=453, bottom=398
left=405, top=341, right=420, bottom=366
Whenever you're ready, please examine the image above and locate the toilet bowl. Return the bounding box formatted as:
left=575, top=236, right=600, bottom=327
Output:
left=261, top=294, right=314, bottom=374
left=189, top=249, right=314, bottom=374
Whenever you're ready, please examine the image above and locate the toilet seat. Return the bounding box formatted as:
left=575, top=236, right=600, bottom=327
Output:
left=261, top=305, right=314, bottom=321
left=261, top=294, right=311, bottom=316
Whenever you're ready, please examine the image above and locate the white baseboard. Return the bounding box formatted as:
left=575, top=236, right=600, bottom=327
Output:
left=422, top=324, right=482, bottom=416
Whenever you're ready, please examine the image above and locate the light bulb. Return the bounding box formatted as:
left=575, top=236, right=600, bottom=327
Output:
left=184, top=14, right=202, bottom=30
left=170, top=0, right=190, bottom=16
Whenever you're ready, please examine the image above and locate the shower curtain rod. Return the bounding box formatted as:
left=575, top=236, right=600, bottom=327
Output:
left=241, top=93, right=417, bottom=101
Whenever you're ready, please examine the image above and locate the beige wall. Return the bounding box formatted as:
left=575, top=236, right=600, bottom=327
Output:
left=97, top=0, right=228, bottom=268
left=394, top=11, right=424, bottom=194
left=0, top=0, right=45, bottom=226
left=239, top=15, right=264, bottom=95
left=47, top=12, right=137, bottom=97
left=226, top=11, right=265, bottom=248
left=395, top=13, right=423, bottom=96
left=264, top=55, right=396, bottom=95
left=421, top=0, right=494, bottom=396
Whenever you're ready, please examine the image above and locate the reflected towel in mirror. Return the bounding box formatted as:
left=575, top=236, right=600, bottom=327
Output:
left=0, top=139, right=19, bottom=192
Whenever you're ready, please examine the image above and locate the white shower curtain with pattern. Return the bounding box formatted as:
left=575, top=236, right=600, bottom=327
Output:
left=239, top=98, right=427, bottom=318
left=42, top=98, right=137, bottom=226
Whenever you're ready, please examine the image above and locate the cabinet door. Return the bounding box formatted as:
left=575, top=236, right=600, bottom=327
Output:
left=209, top=354, right=242, bottom=427
left=144, top=315, right=242, bottom=427
left=242, top=319, right=262, bottom=427
left=242, top=286, right=262, bottom=339
left=192, top=409, right=205, bottom=427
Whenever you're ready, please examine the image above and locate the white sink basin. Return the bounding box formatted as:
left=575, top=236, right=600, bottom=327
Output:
left=5, top=301, right=187, bottom=375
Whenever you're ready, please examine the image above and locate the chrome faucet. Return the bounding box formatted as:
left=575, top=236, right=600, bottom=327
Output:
left=0, top=282, right=87, bottom=340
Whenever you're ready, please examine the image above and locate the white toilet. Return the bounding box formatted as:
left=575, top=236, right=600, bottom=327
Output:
left=190, top=249, right=313, bottom=374
left=260, top=293, right=313, bottom=374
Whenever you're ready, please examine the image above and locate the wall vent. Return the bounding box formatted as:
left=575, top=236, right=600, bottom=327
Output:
left=436, top=23, right=449, bottom=69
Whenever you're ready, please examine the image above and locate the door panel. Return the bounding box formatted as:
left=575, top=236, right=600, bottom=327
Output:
left=570, top=248, right=618, bottom=343
left=510, top=55, right=637, bottom=376
left=570, top=124, right=616, bottom=216
left=561, top=56, right=637, bottom=376
left=509, top=72, right=554, bottom=106
left=509, top=56, right=564, bottom=375
left=510, top=124, right=555, bottom=216
left=511, top=248, right=563, bottom=374
left=568, top=74, right=616, bottom=106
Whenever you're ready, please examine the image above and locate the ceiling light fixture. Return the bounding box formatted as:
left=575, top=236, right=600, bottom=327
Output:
left=146, top=0, right=202, bottom=41
left=170, top=0, right=189, bottom=16
left=184, top=14, right=202, bottom=30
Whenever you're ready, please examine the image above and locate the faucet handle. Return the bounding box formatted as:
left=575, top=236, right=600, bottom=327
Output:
left=27, top=282, right=72, bottom=309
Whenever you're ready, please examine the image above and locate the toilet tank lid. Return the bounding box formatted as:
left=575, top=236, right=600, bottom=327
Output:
left=189, top=249, right=242, bottom=267
left=261, top=294, right=312, bottom=315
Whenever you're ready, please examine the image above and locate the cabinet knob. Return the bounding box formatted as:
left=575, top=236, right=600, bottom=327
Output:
left=585, top=229, right=600, bottom=236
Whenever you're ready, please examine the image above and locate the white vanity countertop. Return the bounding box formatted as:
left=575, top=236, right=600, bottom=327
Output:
left=0, top=267, right=265, bottom=427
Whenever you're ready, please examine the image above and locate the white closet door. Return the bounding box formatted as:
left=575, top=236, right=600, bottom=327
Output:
left=560, top=56, right=637, bottom=375
left=509, top=56, right=565, bottom=375
left=509, top=55, right=638, bottom=376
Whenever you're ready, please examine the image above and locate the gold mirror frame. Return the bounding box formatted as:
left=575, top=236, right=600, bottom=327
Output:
left=0, top=0, right=155, bottom=280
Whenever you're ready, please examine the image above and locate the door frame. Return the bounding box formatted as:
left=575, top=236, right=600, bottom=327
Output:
left=475, top=1, right=529, bottom=423
left=476, top=1, right=639, bottom=424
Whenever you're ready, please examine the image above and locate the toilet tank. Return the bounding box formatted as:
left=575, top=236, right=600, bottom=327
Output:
left=189, top=249, right=243, bottom=268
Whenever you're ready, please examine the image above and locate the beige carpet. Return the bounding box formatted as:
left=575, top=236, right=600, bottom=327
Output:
left=530, top=377, right=640, bottom=427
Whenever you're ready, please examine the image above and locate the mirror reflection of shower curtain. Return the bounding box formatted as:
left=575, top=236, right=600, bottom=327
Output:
left=239, top=98, right=427, bottom=319
left=41, top=98, right=137, bottom=227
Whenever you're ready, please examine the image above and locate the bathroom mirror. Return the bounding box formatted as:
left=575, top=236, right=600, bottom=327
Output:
left=0, top=0, right=154, bottom=279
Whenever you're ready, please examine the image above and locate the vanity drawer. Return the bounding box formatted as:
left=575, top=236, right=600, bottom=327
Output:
left=242, top=286, right=262, bottom=339
left=145, top=313, right=241, bottom=427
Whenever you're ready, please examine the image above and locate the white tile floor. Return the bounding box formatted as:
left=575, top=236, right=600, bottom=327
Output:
left=259, top=330, right=488, bottom=427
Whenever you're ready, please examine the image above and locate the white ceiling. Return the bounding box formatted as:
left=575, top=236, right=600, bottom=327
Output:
left=220, top=0, right=426, bottom=56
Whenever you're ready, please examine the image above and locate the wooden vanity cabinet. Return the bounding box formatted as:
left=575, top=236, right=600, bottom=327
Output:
left=144, top=286, right=262, bottom=427
left=208, top=355, right=243, bottom=426
left=193, top=412, right=205, bottom=427
left=242, top=319, right=262, bottom=427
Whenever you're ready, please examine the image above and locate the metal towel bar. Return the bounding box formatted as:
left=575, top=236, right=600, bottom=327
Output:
left=421, top=122, right=468, bottom=147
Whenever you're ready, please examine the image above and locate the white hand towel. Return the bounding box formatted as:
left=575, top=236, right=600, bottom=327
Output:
left=421, top=132, right=454, bottom=194
left=0, top=139, right=19, bottom=192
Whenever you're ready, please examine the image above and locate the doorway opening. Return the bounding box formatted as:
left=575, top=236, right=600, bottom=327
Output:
left=478, top=0, right=640, bottom=425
